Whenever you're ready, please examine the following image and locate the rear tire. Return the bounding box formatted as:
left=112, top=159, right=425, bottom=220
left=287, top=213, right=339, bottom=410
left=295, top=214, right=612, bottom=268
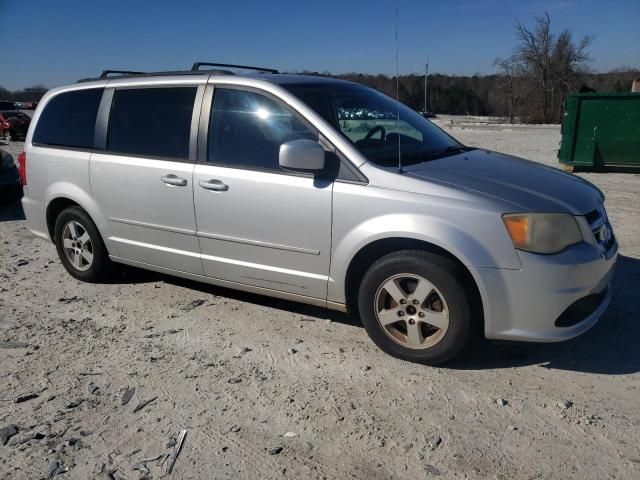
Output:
left=54, top=206, right=113, bottom=282
left=357, top=250, right=474, bottom=365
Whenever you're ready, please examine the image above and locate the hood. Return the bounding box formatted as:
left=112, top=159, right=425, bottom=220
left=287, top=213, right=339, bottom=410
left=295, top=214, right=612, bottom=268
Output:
left=403, top=149, right=603, bottom=215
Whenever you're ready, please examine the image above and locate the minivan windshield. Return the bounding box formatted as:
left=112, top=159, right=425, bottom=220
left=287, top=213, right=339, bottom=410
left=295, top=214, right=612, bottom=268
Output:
left=284, top=83, right=471, bottom=167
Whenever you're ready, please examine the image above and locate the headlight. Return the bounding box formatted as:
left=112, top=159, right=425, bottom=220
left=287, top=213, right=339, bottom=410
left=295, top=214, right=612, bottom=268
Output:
left=502, top=213, right=583, bottom=254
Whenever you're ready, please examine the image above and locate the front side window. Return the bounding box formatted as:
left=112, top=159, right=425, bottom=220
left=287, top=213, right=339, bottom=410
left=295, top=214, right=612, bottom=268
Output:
left=208, top=88, right=316, bottom=170
left=108, top=87, right=197, bottom=160
left=285, top=84, right=468, bottom=167
left=33, top=88, right=103, bottom=148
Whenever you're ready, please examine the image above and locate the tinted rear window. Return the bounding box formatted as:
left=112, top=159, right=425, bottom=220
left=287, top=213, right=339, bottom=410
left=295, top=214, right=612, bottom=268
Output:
left=107, top=87, right=196, bottom=160
left=33, top=89, right=103, bottom=148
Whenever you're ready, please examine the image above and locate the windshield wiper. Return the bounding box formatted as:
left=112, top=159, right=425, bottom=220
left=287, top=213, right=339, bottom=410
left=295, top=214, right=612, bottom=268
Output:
left=400, top=146, right=472, bottom=165
left=380, top=146, right=474, bottom=168
left=427, top=145, right=473, bottom=159
left=399, top=150, right=436, bottom=165
left=406, top=145, right=474, bottom=163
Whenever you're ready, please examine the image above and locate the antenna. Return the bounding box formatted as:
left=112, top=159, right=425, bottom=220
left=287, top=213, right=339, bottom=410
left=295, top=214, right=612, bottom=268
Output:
left=395, top=8, right=402, bottom=173
left=424, top=57, right=429, bottom=113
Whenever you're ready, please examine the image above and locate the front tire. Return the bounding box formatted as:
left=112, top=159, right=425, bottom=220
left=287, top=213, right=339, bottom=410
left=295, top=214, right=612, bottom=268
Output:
left=357, top=250, right=474, bottom=365
left=54, top=206, right=113, bottom=282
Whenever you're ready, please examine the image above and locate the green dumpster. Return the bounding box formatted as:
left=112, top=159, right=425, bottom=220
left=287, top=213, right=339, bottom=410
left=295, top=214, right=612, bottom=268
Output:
left=558, top=92, right=640, bottom=170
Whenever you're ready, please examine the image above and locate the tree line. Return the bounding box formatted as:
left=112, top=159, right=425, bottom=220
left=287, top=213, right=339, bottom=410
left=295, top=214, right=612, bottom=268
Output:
left=2, top=69, right=636, bottom=124
left=307, top=12, right=638, bottom=124
left=325, top=69, right=637, bottom=124
left=0, top=85, right=47, bottom=103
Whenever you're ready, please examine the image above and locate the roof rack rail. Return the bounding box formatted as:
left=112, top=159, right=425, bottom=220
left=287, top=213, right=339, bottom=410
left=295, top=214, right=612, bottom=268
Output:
left=191, top=62, right=278, bottom=74
left=100, top=70, right=147, bottom=78
left=77, top=64, right=279, bottom=83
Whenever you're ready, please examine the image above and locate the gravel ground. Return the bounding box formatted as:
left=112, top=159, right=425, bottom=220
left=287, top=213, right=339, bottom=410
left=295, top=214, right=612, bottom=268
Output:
left=1, top=123, right=639, bottom=479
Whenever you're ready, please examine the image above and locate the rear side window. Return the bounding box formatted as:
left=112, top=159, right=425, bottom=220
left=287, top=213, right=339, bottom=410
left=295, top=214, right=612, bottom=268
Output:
left=107, top=87, right=197, bottom=160
left=33, top=88, right=103, bottom=148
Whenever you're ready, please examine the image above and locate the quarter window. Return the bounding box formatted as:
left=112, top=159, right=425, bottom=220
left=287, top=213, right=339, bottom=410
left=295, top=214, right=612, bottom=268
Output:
left=33, top=88, right=103, bottom=148
left=108, top=87, right=197, bottom=160
left=208, top=88, right=316, bottom=170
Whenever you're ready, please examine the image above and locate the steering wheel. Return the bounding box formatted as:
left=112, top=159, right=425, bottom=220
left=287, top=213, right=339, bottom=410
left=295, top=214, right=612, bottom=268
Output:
left=364, top=125, right=386, bottom=141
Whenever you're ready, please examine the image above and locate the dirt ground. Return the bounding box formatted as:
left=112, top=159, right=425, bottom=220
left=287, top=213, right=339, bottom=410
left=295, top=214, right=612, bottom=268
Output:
left=1, top=122, right=639, bottom=480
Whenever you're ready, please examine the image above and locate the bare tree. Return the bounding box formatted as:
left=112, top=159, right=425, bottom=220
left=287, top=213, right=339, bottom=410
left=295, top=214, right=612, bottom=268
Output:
left=513, top=12, right=594, bottom=123
left=515, top=12, right=554, bottom=122
left=493, top=55, right=525, bottom=123
left=551, top=30, right=594, bottom=121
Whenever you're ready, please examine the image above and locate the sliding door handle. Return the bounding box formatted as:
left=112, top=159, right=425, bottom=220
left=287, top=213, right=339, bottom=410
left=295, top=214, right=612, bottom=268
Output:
left=161, top=174, right=188, bottom=187
left=199, top=179, right=229, bottom=192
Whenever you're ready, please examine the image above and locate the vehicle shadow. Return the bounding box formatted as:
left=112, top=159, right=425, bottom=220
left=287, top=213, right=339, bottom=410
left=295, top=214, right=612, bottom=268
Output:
left=574, top=165, right=640, bottom=174
left=0, top=199, right=25, bottom=221
left=116, top=255, right=640, bottom=374
left=450, top=254, right=640, bottom=375
left=110, top=265, right=360, bottom=327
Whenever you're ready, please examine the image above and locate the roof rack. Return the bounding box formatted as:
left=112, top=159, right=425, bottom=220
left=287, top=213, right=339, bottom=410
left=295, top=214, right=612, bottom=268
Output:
left=100, top=70, right=147, bottom=78
left=77, top=70, right=149, bottom=83
left=191, top=62, right=278, bottom=74
left=77, top=62, right=279, bottom=83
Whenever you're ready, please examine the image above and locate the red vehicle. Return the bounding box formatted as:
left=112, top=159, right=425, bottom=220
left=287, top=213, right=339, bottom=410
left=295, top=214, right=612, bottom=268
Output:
left=0, top=113, right=11, bottom=143
left=0, top=110, right=31, bottom=140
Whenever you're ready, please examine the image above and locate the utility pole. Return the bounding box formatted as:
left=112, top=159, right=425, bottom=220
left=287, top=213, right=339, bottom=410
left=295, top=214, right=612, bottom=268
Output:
left=424, top=57, right=429, bottom=113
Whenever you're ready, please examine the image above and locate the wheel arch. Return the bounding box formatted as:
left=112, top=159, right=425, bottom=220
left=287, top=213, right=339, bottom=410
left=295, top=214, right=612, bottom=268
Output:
left=44, top=182, right=113, bottom=253
left=342, top=237, right=485, bottom=332
left=46, top=197, right=81, bottom=240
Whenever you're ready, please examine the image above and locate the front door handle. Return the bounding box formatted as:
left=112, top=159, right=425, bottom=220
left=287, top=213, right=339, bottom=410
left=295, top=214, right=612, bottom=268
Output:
left=161, top=174, right=188, bottom=187
left=199, top=179, right=229, bottom=192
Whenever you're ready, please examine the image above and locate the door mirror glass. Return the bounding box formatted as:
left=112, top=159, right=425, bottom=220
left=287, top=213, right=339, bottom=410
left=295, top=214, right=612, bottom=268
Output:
left=279, top=139, right=325, bottom=173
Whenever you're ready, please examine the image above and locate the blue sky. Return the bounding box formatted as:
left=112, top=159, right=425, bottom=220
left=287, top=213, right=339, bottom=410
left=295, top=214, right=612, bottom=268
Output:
left=0, top=0, right=638, bottom=89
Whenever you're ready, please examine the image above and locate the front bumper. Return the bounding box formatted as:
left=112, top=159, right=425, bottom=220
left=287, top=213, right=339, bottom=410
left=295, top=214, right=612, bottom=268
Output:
left=473, top=240, right=617, bottom=342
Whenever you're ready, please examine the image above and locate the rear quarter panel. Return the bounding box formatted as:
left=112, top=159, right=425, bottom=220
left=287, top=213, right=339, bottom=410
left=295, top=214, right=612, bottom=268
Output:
left=42, top=178, right=115, bottom=251
left=23, top=82, right=112, bottom=245
left=26, top=146, right=90, bottom=201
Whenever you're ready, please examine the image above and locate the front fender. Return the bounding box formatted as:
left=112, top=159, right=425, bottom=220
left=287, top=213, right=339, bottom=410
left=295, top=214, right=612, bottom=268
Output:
left=328, top=212, right=521, bottom=305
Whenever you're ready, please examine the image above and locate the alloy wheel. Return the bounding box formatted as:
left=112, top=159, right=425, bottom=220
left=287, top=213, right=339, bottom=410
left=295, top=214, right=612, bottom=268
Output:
left=374, top=273, right=449, bottom=349
left=61, top=221, right=94, bottom=271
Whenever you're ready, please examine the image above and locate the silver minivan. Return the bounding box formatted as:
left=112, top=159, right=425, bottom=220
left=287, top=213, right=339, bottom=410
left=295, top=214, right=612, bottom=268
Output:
left=20, top=63, right=617, bottom=364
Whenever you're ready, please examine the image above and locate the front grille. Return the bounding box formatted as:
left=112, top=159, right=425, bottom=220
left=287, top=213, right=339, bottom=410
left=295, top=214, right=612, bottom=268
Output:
left=585, top=205, right=615, bottom=251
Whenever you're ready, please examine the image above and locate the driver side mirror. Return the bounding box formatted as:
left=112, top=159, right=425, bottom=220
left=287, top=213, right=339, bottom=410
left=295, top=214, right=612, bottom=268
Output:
left=279, top=139, right=325, bottom=173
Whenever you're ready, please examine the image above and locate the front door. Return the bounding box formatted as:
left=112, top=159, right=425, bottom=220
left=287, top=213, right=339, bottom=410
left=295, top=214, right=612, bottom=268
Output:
left=91, top=85, right=203, bottom=274
left=193, top=86, right=333, bottom=300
